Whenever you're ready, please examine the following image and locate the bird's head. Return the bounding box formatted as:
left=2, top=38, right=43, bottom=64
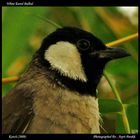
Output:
left=35, top=27, right=130, bottom=96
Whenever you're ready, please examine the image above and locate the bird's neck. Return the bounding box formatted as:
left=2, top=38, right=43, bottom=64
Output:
left=31, top=53, right=104, bottom=97
left=44, top=63, right=103, bottom=97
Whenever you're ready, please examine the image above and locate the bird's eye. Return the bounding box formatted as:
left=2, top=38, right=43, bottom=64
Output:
left=77, top=39, right=90, bottom=51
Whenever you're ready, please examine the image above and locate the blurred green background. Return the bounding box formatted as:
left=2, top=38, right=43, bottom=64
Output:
left=2, top=7, right=138, bottom=134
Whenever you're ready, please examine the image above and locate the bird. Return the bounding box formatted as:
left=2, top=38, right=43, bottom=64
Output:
left=2, top=27, right=130, bottom=134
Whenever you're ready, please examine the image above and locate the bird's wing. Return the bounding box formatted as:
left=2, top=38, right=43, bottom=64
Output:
left=2, top=87, right=34, bottom=134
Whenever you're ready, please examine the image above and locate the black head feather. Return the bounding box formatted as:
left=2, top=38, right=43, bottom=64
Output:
left=32, top=27, right=130, bottom=96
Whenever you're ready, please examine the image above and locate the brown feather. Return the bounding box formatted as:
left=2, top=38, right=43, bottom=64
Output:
left=2, top=53, right=100, bottom=134
left=2, top=83, right=34, bottom=133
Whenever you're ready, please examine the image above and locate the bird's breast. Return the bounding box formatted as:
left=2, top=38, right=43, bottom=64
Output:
left=26, top=79, right=100, bottom=134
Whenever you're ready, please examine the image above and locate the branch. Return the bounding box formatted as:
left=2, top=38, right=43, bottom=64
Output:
left=2, top=76, right=19, bottom=84
left=106, top=33, right=138, bottom=47
left=2, top=32, right=138, bottom=84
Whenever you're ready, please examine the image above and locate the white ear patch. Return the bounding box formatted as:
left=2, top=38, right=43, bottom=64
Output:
left=44, top=41, right=87, bottom=82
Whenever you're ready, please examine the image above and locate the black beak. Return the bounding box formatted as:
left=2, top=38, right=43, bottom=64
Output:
left=90, top=47, right=130, bottom=60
